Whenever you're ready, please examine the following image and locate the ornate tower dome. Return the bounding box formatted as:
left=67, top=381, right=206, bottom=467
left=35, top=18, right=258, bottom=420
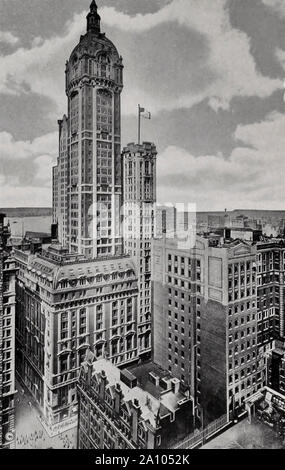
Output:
left=66, top=0, right=123, bottom=97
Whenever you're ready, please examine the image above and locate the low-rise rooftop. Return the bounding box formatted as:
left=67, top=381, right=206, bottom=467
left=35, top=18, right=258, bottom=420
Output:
left=83, top=358, right=190, bottom=429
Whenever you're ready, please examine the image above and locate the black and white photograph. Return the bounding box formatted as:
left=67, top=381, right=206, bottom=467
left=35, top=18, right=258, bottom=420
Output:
left=1, top=0, right=285, bottom=457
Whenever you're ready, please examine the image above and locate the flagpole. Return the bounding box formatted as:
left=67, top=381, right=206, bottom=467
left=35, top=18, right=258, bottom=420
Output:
left=138, top=104, right=141, bottom=145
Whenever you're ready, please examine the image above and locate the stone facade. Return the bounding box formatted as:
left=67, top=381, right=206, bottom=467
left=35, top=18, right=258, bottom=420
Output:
left=14, top=244, right=139, bottom=434
left=0, top=214, right=16, bottom=448
left=152, top=235, right=268, bottom=425
left=256, top=240, right=285, bottom=343
left=122, top=142, right=157, bottom=359
left=53, top=1, right=124, bottom=259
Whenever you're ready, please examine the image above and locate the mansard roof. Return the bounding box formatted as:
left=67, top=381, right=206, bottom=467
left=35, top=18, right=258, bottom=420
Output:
left=25, top=250, right=137, bottom=286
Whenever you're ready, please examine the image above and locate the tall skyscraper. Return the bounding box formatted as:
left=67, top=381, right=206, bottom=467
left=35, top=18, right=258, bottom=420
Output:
left=122, top=142, right=157, bottom=358
left=0, top=214, right=16, bottom=449
left=53, top=0, right=124, bottom=258
left=14, top=1, right=144, bottom=435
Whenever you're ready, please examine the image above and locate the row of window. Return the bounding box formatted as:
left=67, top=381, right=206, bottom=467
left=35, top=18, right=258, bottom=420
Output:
left=228, top=302, right=256, bottom=315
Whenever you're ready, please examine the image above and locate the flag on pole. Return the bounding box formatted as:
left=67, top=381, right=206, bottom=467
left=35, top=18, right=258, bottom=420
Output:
left=139, top=106, right=151, bottom=120
left=138, top=105, right=151, bottom=144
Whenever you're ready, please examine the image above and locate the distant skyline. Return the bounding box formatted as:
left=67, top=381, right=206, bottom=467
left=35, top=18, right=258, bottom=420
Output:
left=3, top=207, right=285, bottom=218
left=1, top=0, right=285, bottom=210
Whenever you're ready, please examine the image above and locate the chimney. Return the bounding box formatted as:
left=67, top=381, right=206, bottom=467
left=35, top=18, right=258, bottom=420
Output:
left=131, top=398, right=141, bottom=444
left=114, top=383, right=122, bottom=414
left=171, top=378, right=180, bottom=394
left=86, top=361, right=93, bottom=385
left=99, top=370, right=107, bottom=401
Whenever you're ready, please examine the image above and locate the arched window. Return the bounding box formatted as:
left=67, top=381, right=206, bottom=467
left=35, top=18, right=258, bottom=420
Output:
left=88, top=59, right=93, bottom=75
left=97, top=53, right=111, bottom=78
left=98, top=53, right=110, bottom=65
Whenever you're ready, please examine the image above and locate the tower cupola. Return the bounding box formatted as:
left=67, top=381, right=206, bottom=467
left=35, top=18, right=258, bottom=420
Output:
left=87, top=0, right=101, bottom=34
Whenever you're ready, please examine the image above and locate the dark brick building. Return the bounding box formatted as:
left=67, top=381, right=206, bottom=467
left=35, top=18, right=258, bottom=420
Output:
left=152, top=235, right=267, bottom=426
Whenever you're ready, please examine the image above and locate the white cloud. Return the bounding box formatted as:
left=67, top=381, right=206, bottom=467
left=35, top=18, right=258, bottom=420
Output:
left=262, top=0, right=285, bottom=17
left=0, top=131, right=58, bottom=160
left=34, top=154, right=55, bottom=185
left=1, top=111, right=285, bottom=210
left=157, top=111, right=285, bottom=210
left=103, top=0, right=282, bottom=114
left=100, top=4, right=175, bottom=32
left=0, top=131, right=57, bottom=207
left=0, top=1, right=282, bottom=117
left=276, top=47, right=285, bottom=69
left=31, top=37, right=45, bottom=48
left=0, top=11, right=85, bottom=112
left=0, top=30, right=19, bottom=46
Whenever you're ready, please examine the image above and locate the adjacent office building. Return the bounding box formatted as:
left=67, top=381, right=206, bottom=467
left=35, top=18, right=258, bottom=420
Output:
left=152, top=237, right=197, bottom=400
left=256, top=240, right=285, bottom=343
left=14, top=244, right=138, bottom=433
left=267, top=342, right=285, bottom=395
left=77, top=354, right=193, bottom=449
left=256, top=240, right=285, bottom=400
left=0, top=214, right=17, bottom=449
left=122, top=142, right=157, bottom=358
left=197, top=237, right=265, bottom=424
left=152, top=235, right=268, bottom=425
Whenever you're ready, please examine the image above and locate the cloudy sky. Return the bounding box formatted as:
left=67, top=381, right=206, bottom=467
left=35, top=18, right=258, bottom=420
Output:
left=0, top=0, right=285, bottom=210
